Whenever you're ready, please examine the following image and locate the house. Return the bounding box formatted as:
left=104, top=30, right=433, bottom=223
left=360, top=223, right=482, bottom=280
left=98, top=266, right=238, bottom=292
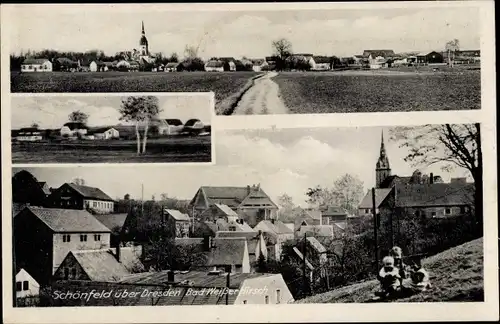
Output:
left=201, top=202, right=242, bottom=223
left=15, top=268, right=40, bottom=299
left=47, top=182, right=115, bottom=214
left=190, top=185, right=279, bottom=227
left=207, top=237, right=251, bottom=273
left=362, top=50, right=396, bottom=59
left=219, top=57, right=237, bottom=71
left=165, top=62, right=183, bottom=72
left=157, top=119, right=184, bottom=135
left=49, top=270, right=293, bottom=306
left=311, top=56, right=332, bottom=70
left=21, top=58, right=53, bottom=72
left=321, top=206, right=348, bottom=226
left=116, top=60, right=131, bottom=71
left=54, top=57, right=78, bottom=72
left=182, top=119, right=205, bottom=135
left=294, top=208, right=322, bottom=232
left=60, top=122, right=88, bottom=138
left=205, top=60, right=225, bottom=72
left=254, top=219, right=294, bottom=260
left=89, top=61, right=98, bottom=72
left=216, top=231, right=267, bottom=265
left=12, top=127, right=44, bottom=141
left=251, top=59, right=268, bottom=72
left=13, top=206, right=111, bottom=283
left=358, top=188, right=393, bottom=217
left=425, top=51, right=444, bottom=64
left=93, top=213, right=129, bottom=246
left=37, top=181, right=52, bottom=196
left=53, top=246, right=144, bottom=282
left=163, top=209, right=191, bottom=238
left=88, top=127, right=120, bottom=140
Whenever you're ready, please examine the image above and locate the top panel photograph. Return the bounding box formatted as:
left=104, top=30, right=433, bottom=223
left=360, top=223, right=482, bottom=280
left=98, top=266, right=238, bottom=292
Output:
left=8, top=4, right=481, bottom=114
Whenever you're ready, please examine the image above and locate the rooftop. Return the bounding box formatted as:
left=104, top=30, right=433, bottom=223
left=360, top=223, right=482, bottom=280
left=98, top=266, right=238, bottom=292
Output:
left=66, top=183, right=114, bottom=201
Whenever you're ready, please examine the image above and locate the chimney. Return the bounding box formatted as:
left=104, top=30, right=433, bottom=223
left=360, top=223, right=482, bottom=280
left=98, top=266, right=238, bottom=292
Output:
left=167, top=270, right=175, bottom=283
left=430, top=173, right=434, bottom=184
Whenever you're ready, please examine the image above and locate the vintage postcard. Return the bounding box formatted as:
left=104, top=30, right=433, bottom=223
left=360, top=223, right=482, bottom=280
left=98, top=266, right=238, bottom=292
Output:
left=1, top=1, right=498, bottom=324
left=10, top=93, right=214, bottom=164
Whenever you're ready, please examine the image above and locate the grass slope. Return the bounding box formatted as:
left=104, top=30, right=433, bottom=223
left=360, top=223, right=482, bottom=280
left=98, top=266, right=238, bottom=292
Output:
left=297, top=238, right=484, bottom=303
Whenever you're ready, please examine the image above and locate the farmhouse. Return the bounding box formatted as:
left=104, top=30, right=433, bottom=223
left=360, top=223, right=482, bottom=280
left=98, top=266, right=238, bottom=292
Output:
left=215, top=231, right=267, bottom=264
left=362, top=50, right=396, bottom=59
left=425, top=51, right=444, bottom=64
left=165, top=62, right=182, bottom=72
left=254, top=219, right=294, bottom=260
left=205, top=60, right=225, bottom=72
left=157, top=119, right=184, bottom=135
left=14, top=206, right=111, bottom=283
left=190, top=184, right=279, bottom=227
left=54, top=57, right=78, bottom=72
left=88, top=127, right=120, bottom=140
left=163, top=209, right=191, bottom=238
left=21, top=58, right=52, bottom=72
left=321, top=206, right=348, bottom=226
left=47, top=182, right=115, bottom=214
left=60, top=122, right=88, bottom=137
left=251, top=59, right=268, bottom=72
left=13, top=127, right=43, bottom=141
left=93, top=213, right=129, bottom=246
left=311, top=56, right=332, bottom=70
left=89, top=61, right=98, bottom=72
left=358, top=131, right=475, bottom=219
left=15, top=268, right=40, bottom=299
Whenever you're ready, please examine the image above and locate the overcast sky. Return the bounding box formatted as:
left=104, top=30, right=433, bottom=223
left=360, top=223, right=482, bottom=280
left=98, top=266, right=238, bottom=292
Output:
left=11, top=95, right=212, bottom=129
left=14, top=126, right=472, bottom=206
left=9, top=5, right=480, bottom=59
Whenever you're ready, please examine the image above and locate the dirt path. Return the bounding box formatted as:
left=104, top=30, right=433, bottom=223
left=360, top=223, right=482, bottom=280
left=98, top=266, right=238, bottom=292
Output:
left=232, top=72, right=288, bottom=115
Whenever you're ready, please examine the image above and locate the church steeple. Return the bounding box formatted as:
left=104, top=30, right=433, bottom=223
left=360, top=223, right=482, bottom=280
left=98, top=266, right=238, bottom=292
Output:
left=139, top=20, right=149, bottom=56
left=141, top=21, right=145, bottom=35
left=376, top=130, right=391, bottom=188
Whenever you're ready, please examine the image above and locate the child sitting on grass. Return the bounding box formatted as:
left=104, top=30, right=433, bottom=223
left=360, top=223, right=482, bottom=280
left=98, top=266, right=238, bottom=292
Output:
left=389, top=246, right=409, bottom=287
left=409, top=260, right=432, bottom=293
left=375, top=256, right=401, bottom=298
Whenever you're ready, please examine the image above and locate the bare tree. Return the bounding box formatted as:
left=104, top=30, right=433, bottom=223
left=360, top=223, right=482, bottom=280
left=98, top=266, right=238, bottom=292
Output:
left=68, top=110, right=89, bottom=124
left=445, top=39, right=460, bottom=67
left=390, top=124, right=482, bottom=226
left=183, top=45, right=198, bottom=59
left=331, top=174, right=365, bottom=215
left=272, top=38, right=293, bottom=71
left=31, top=122, right=39, bottom=129
left=72, top=177, right=86, bottom=186
left=119, top=96, right=162, bottom=155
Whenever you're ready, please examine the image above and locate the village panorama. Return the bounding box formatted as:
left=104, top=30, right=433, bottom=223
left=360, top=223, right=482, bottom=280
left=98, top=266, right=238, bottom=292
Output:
left=11, top=124, right=484, bottom=306
left=9, top=5, right=481, bottom=114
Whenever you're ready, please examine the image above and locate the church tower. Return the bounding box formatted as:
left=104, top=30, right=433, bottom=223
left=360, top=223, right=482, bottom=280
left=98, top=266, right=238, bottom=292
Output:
left=376, top=131, right=391, bottom=188
left=139, top=21, right=149, bottom=56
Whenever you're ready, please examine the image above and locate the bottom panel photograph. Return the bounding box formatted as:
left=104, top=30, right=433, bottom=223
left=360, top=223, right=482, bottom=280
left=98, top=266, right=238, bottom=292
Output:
left=11, top=123, right=483, bottom=306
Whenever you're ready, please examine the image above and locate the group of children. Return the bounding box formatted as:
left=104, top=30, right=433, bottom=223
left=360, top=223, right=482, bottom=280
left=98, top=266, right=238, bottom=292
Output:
left=375, top=246, right=432, bottom=299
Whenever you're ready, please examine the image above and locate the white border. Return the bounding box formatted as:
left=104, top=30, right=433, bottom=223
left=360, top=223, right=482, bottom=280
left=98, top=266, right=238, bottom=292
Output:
left=2, top=1, right=498, bottom=323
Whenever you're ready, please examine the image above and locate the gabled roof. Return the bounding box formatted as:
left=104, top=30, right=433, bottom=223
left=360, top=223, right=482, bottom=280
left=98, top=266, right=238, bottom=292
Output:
left=165, top=62, right=180, bottom=68
left=216, top=231, right=259, bottom=240
left=322, top=206, right=348, bottom=217
left=395, top=182, right=474, bottom=208
left=38, top=181, right=51, bottom=195
left=205, top=60, right=224, bottom=68
left=184, top=119, right=201, bottom=127
left=297, top=225, right=334, bottom=238
left=70, top=249, right=131, bottom=282
left=313, top=56, right=331, bottom=64
left=358, top=188, right=393, bottom=209
left=22, top=206, right=110, bottom=233
left=256, top=220, right=293, bottom=235
left=207, top=238, right=247, bottom=266
left=165, top=209, right=191, bottom=221
left=23, top=58, right=50, bottom=65
left=214, top=203, right=238, bottom=217
left=88, top=127, right=117, bottom=134
left=93, top=213, right=128, bottom=232
left=196, top=185, right=273, bottom=209
left=163, top=119, right=183, bottom=126
left=66, top=183, right=114, bottom=201
left=363, top=50, right=396, bottom=57
left=307, top=236, right=327, bottom=254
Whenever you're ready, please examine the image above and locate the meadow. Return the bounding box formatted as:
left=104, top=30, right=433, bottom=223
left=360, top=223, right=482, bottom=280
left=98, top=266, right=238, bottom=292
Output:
left=11, top=136, right=211, bottom=163
left=10, top=71, right=261, bottom=114
left=273, top=70, right=481, bottom=113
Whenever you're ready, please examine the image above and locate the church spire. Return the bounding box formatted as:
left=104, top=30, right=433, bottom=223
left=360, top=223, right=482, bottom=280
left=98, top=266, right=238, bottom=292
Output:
left=380, top=130, right=386, bottom=157
left=141, top=21, right=145, bottom=35
left=376, top=130, right=391, bottom=188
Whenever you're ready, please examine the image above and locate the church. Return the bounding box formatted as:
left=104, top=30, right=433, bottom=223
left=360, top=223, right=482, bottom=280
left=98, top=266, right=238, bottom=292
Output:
left=117, top=21, right=156, bottom=67
left=357, top=131, right=475, bottom=219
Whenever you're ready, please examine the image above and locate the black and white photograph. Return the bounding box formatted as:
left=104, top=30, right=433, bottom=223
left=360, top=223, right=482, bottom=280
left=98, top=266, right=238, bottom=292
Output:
left=8, top=4, right=481, bottom=114
left=10, top=94, right=213, bottom=163
left=10, top=123, right=484, bottom=307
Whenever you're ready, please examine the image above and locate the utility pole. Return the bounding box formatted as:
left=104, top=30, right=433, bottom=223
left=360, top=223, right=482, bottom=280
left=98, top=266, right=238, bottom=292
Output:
left=225, top=266, right=231, bottom=305
left=141, top=183, right=144, bottom=219
left=302, top=233, right=308, bottom=297
left=372, top=188, right=379, bottom=271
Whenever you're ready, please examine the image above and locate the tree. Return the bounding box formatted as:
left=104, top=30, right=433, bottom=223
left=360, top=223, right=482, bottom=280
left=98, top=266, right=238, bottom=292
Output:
left=272, top=38, right=293, bottom=71
left=68, top=110, right=89, bottom=124
left=169, top=52, right=179, bottom=63
left=72, top=178, right=86, bottom=186
left=390, top=124, right=482, bottom=227
left=119, top=96, right=162, bottom=155
left=277, top=193, right=294, bottom=210
left=445, top=39, right=460, bottom=67
left=305, top=186, right=335, bottom=209
left=31, top=123, right=39, bottom=129
left=331, top=174, right=365, bottom=215
left=183, top=45, right=199, bottom=59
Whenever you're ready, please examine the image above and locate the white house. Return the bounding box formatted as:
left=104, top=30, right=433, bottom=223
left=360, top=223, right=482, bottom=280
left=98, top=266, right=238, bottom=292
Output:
left=60, top=122, right=88, bottom=137
left=165, top=62, right=180, bottom=72
left=89, top=61, right=98, bottom=72
left=369, top=55, right=387, bottom=69
left=252, top=59, right=268, bottom=72
left=183, top=119, right=205, bottom=134
left=157, top=119, right=184, bottom=135
left=14, top=128, right=43, bottom=141
left=21, top=58, right=53, bottom=72
left=205, top=60, right=225, bottom=72
left=90, top=127, right=120, bottom=140
left=15, top=268, right=40, bottom=299
left=311, top=56, right=331, bottom=71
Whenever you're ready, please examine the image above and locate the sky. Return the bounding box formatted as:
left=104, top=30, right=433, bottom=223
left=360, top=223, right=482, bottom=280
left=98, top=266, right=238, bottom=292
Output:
left=9, top=5, right=480, bottom=59
left=13, top=126, right=472, bottom=206
left=11, top=95, right=212, bottom=129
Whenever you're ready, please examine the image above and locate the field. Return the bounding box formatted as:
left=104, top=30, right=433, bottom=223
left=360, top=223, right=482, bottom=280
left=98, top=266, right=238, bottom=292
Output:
left=297, top=238, right=483, bottom=303
left=10, top=71, right=261, bottom=114
left=12, top=136, right=212, bottom=163
left=273, top=69, right=481, bottom=113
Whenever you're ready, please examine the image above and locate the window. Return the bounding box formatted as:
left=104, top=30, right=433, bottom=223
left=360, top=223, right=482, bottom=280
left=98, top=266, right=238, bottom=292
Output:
left=23, top=281, right=29, bottom=291
left=64, top=268, right=69, bottom=280
left=228, top=226, right=236, bottom=232
left=276, top=289, right=281, bottom=304
left=63, top=234, right=71, bottom=242
left=445, top=208, right=452, bottom=215
left=431, top=211, right=437, bottom=218
left=93, top=202, right=97, bottom=207
left=80, top=234, right=87, bottom=242
left=243, top=300, right=247, bottom=304
left=94, top=234, right=101, bottom=241
left=265, top=295, right=269, bottom=304
left=415, top=210, right=420, bottom=217
left=16, top=281, right=22, bottom=292
left=71, top=268, right=77, bottom=279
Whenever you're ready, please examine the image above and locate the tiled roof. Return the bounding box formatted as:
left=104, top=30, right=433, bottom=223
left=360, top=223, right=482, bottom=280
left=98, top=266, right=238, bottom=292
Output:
left=214, top=203, right=238, bottom=217
left=395, top=183, right=474, bottom=207
left=164, top=119, right=183, bottom=126
left=23, top=58, right=50, bottom=65
left=165, top=62, right=180, bottom=68
left=297, top=225, right=334, bottom=238
left=207, top=238, right=247, bottom=266
left=379, top=175, right=412, bottom=188
left=67, top=183, right=114, bottom=201
left=165, top=209, right=191, bottom=221
left=216, top=231, right=258, bottom=240
left=307, top=236, right=327, bottom=254
left=200, top=185, right=267, bottom=208
left=358, top=188, right=393, bottom=209
left=71, top=249, right=131, bottom=282
left=205, top=60, right=224, bottom=68
left=363, top=50, right=396, bottom=57
left=322, top=206, right=348, bottom=217
left=305, top=209, right=322, bottom=220
left=93, top=213, right=128, bottom=232
left=110, top=247, right=145, bottom=273
left=24, top=206, right=110, bottom=233
left=257, top=220, right=294, bottom=235
left=313, top=56, right=331, bottom=64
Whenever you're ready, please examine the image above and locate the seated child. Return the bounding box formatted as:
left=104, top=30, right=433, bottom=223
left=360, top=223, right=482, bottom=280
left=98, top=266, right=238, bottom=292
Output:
left=409, top=260, right=432, bottom=293
left=375, top=256, right=401, bottom=298
left=389, top=246, right=408, bottom=285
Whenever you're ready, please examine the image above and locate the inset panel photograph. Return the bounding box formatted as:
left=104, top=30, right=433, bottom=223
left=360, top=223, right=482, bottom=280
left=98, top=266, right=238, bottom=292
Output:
left=10, top=93, right=214, bottom=164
